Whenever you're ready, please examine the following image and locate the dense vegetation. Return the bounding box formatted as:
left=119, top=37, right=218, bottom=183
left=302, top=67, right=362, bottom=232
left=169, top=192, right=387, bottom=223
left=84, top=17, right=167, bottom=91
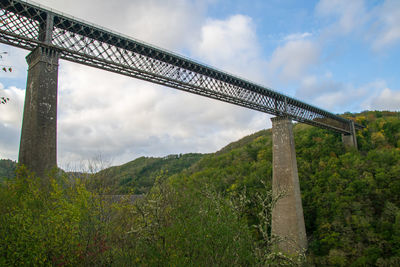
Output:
left=0, top=167, right=290, bottom=266
left=0, top=154, right=203, bottom=194
left=0, top=159, right=16, bottom=181
left=170, top=111, right=400, bottom=265
left=93, top=153, right=204, bottom=194
left=0, top=111, right=399, bottom=266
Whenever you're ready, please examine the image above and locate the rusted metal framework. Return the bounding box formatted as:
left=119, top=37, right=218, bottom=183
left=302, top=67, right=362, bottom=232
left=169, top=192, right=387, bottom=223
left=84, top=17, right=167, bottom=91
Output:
left=0, top=0, right=361, bottom=134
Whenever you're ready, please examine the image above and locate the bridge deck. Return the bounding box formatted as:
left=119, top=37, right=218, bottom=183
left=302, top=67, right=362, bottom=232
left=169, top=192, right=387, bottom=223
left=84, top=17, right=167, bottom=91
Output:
left=0, top=0, right=362, bottom=134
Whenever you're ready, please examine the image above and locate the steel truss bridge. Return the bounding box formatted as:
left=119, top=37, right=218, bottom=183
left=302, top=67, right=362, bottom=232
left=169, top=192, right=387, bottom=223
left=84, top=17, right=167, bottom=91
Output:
left=0, top=0, right=361, bottom=134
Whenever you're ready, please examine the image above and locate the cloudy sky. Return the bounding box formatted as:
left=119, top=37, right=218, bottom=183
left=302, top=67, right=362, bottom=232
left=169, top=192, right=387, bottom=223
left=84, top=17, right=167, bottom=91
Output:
left=1, top=0, right=399, bottom=169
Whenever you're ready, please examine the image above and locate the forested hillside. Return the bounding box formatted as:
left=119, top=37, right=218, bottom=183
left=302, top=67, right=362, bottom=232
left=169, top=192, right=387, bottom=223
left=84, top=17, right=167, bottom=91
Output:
left=0, top=111, right=399, bottom=266
left=89, top=110, right=400, bottom=265
left=90, top=153, right=204, bottom=194
left=168, top=110, right=400, bottom=265
left=0, top=154, right=204, bottom=194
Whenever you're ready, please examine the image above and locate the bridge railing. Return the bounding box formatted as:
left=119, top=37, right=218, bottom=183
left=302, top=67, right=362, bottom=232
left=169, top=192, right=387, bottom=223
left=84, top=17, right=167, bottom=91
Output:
left=0, top=0, right=362, bottom=134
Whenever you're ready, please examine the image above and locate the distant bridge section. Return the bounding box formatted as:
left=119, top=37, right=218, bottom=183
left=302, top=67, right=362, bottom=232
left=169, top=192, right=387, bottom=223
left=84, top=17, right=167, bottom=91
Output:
left=0, top=0, right=361, bottom=134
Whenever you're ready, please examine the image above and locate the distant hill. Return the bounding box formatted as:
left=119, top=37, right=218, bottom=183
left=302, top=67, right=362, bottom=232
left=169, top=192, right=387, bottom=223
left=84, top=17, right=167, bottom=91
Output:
left=0, top=153, right=204, bottom=194
left=90, top=153, right=205, bottom=194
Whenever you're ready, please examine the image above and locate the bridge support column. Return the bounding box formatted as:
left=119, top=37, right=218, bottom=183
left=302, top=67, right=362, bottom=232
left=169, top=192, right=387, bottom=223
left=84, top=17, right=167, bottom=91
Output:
left=19, top=46, right=59, bottom=177
left=342, top=120, right=357, bottom=149
left=271, top=116, right=307, bottom=255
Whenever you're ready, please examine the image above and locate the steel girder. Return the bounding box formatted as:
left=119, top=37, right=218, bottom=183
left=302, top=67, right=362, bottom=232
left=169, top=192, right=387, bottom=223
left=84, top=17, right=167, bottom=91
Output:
left=0, top=0, right=361, bottom=134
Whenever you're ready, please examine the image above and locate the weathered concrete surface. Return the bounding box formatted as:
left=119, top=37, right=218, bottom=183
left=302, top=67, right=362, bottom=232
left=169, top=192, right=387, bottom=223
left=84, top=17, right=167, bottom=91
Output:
left=271, top=116, right=307, bottom=255
left=19, top=47, right=59, bottom=177
left=342, top=120, right=358, bottom=149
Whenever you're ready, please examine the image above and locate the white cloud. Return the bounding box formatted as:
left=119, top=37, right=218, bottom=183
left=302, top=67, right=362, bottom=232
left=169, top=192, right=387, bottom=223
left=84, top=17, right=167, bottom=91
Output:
left=0, top=84, right=24, bottom=128
left=195, top=15, right=258, bottom=62
left=297, top=75, right=400, bottom=112
left=371, top=0, right=400, bottom=50
left=284, top=32, right=312, bottom=41
left=316, top=0, right=400, bottom=51
left=0, top=83, right=25, bottom=160
left=267, top=39, right=320, bottom=82
left=35, top=0, right=207, bottom=51
left=363, top=87, right=400, bottom=111
left=296, top=75, right=365, bottom=111
left=316, top=0, right=367, bottom=35
left=56, top=61, right=267, bottom=168
left=193, top=14, right=266, bottom=83
left=123, top=0, right=207, bottom=50
left=311, top=87, right=367, bottom=112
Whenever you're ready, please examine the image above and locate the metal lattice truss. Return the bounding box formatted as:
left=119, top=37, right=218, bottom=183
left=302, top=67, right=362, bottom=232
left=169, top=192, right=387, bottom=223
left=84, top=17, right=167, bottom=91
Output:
left=0, top=0, right=361, bottom=134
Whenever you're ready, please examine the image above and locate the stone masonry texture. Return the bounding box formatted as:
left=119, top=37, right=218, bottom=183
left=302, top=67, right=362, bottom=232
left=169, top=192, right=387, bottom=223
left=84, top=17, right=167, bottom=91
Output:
left=19, top=47, right=59, bottom=177
left=271, top=116, right=307, bottom=255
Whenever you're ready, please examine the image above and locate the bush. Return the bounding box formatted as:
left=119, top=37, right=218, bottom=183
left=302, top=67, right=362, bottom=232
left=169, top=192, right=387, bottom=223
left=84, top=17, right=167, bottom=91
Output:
left=0, top=166, right=109, bottom=266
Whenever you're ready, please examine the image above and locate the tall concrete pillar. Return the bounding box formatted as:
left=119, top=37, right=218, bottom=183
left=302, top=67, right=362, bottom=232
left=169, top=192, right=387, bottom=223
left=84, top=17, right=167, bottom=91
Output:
left=342, top=120, right=357, bottom=149
left=271, top=116, right=307, bottom=255
left=19, top=46, right=59, bottom=177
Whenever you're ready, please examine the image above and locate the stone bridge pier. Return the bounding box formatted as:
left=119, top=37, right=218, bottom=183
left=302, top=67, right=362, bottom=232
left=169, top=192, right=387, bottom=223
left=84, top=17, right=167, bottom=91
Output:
left=342, top=120, right=358, bottom=149
left=270, top=116, right=358, bottom=255
left=19, top=46, right=59, bottom=177
left=271, top=116, right=307, bottom=255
